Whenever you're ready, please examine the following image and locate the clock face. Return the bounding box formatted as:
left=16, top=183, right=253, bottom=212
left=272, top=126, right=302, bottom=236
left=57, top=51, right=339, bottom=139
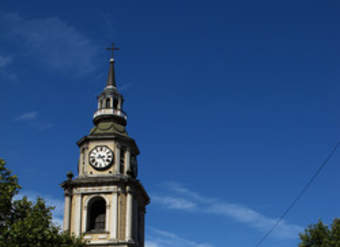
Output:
left=89, top=146, right=114, bottom=170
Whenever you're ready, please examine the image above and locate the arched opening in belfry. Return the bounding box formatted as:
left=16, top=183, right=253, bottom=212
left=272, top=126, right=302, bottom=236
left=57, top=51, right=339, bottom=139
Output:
left=113, top=98, right=119, bottom=110
left=87, top=197, right=106, bottom=232
left=105, top=98, right=111, bottom=108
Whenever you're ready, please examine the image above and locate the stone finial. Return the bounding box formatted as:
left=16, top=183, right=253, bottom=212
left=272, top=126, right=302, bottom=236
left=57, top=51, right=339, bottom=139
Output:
left=66, top=171, right=74, bottom=180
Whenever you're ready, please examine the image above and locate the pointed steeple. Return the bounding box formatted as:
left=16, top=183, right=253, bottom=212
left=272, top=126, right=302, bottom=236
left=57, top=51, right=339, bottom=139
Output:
left=106, top=58, right=116, bottom=87
left=106, top=43, right=120, bottom=88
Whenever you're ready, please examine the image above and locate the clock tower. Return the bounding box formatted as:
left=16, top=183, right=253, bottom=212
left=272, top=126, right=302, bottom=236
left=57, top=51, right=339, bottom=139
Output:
left=61, top=46, right=150, bottom=247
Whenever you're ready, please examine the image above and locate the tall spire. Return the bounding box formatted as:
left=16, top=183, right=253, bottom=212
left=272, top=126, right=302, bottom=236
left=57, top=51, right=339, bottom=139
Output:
left=106, top=43, right=120, bottom=88
left=107, top=58, right=116, bottom=87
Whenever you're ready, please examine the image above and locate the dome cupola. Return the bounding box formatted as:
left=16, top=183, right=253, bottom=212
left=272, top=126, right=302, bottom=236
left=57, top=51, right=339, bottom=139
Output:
left=93, top=45, right=127, bottom=126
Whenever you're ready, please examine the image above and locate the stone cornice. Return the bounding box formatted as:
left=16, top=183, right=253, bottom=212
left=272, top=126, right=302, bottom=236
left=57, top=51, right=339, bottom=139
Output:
left=85, top=239, right=137, bottom=247
left=77, top=135, right=140, bottom=155
left=61, top=176, right=150, bottom=204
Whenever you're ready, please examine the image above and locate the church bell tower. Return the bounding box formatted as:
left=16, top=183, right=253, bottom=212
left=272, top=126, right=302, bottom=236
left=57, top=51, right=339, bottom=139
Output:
left=61, top=45, right=150, bottom=247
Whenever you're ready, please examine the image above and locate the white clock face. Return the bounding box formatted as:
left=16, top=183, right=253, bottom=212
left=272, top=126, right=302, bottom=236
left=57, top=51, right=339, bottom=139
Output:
left=89, top=146, right=114, bottom=170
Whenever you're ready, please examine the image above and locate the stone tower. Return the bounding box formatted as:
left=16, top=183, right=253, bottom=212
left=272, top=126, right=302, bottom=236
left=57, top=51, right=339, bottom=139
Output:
left=61, top=49, right=150, bottom=247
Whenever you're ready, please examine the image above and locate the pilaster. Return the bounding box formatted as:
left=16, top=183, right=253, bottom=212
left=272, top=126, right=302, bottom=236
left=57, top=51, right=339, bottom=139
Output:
left=125, top=186, right=133, bottom=241
left=63, top=190, right=72, bottom=232
left=125, top=148, right=131, bottom=175
left=115, top=143, right=121, bottom=174
left=74, top=193, right=82, bottom=236
left=110, top=188, right=119, bottom=239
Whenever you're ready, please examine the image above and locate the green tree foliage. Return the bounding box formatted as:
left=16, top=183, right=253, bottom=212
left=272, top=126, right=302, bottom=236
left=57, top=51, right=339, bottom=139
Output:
left=0, top=158, right=86, bottom=247
left=0, top=158, right=21, bottom=227
left=299, top=218, right=340, bottom=247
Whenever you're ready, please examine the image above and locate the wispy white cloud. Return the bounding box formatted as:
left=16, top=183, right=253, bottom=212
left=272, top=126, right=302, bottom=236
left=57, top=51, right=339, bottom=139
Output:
left=118, top=82, right=133, bottom=92
left=164, top=182, right=216, bottom=204
left=0, top=55, right=12, bottom=68
left=0, top=55, right=17, bottom=81
left=206, top=202, right=302, bottom=239
left=1, top=13, right=99, bottom=76
left=146, top=241, right=159, bottom=247
left=15, top=111, right=54, bottom=130
left=153, top=182, right=303, bottom=240
left=31, top=122, right=54, bottom=131
left=147, top=227, right=214, bottom=247
left=14, top=191, right=64, bottom=227
left=15, top=111, right=38, bottom=121
left=152, top=195, right=196, bottom=210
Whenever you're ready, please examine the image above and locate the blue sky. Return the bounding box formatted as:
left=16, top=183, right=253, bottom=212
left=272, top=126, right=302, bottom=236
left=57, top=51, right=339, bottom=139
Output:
left=0, top=1, right=338, bottom=246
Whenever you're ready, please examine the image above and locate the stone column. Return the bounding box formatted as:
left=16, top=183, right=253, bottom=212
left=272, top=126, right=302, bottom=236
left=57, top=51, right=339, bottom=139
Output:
left=82, top=203, right=87, bottom=233
left=83, top=146, right=88, bottom=176
left=125, top=148, right=130, bottom=175
left=125, top=186, right=133, bottom=241
left=140, top=209, right=145, bottom=247
left=110, top=190, right=118, bottom=239
left=118, top=97, right=122, bottom=111
left=106, top=200, right=110, bottom=232
left=133, top=199, right=138, bottom=242
left=80, top=148, right=85, bottom=176
left=63, top=190, right=72, bottom=232
left=115, top=144, right=121, bottom=174
left=74, top=194, right=82, bottom=236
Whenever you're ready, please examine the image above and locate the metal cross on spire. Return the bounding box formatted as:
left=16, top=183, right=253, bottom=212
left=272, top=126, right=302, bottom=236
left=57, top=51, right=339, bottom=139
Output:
left=106, top=43, right=120, bottom=59
left=105, top=43, right=119, bottom=87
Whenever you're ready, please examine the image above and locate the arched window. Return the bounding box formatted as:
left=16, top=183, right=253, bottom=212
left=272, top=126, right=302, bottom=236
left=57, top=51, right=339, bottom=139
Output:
left=105, top=98, right=110, bottom=108
left=113, top=98, right=118, bottom=110
left=87, top=197, right=106, bottom=232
